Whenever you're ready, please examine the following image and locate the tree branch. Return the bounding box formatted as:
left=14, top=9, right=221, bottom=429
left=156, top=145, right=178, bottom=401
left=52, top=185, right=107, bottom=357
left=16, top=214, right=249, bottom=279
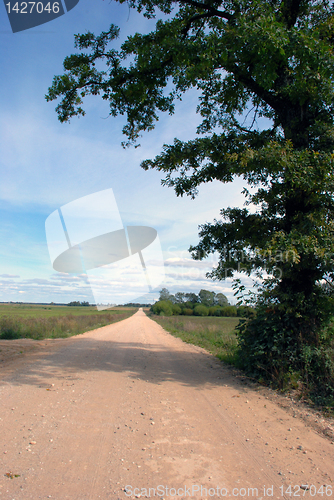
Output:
left=228, top=62, right=279, bottom=112
left=181, top=12, right=217, bottom=36
left=276, top=0, right=306, bottom=28
left=178, top=0, right=233, bottom=20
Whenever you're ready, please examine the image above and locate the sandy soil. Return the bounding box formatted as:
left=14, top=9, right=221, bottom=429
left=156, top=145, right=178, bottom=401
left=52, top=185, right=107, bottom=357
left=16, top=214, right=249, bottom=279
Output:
left=0, top=309, right=333, bottom=500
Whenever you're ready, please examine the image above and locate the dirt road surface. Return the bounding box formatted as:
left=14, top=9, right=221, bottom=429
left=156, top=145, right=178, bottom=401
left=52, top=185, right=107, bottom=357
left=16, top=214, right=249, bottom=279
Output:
left=0, top=309, right=333, bottom=500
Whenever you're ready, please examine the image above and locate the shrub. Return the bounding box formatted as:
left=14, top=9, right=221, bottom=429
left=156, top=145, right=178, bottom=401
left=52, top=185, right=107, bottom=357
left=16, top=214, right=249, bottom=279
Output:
left=237, top=306, right=256, bottom=318
left=183, top=308, right=193, bottom=316
left=209, top=306, right=220, bottom=316
left=172, top=304, right=182, bottom=315
left=236, top=303, right=334, bottom=404
left=221, top=306, right=237, bottom=317
left=151, top=300, right=173, bottom=316
left=0, top=316, right=22, bottom=339
left=193, top=304, right=209, bottom=316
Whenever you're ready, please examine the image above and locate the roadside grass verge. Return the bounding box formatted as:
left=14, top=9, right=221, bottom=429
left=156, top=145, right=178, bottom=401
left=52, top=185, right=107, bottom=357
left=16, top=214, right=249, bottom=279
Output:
left=0, top=306, right=137, bottom=340
left=148, top=314, right=240, bottom=365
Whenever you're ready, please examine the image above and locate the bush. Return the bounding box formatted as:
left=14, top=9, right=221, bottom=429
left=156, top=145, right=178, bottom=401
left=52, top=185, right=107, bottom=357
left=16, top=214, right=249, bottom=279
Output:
left=172, top=304, right=182, bottom=315
left=221, top=306, right=237, bottom=317
left=237, top=306, right=256, bottom=318
left=236, top=303, right=334, bottom=404
left=0, top=316, right=22, bottom=339
left=151, top=300, right=173, bottom=316
left=183, top=308, right=193, bottom=316
left=193, top=304, right=209, bottom=316
left=209, top=306, right=224, bottom=316
left=184, top=301, right=195, bottom=309
left=301, top=343, right=334, bottom=405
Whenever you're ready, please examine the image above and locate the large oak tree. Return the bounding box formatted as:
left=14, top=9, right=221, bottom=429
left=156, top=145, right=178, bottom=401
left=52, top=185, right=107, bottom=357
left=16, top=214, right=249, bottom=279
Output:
left=46, top=0, right=334, bottom=400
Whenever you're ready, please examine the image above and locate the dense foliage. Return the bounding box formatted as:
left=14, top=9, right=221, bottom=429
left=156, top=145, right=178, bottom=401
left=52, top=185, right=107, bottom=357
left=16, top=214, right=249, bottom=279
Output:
left=151, top=299, right=242, bottom=316
left=151, top=288, right=253, bottom=316
left=158, top=287, right=229, bottom=306
left=46, top=0, right=334, bottom=403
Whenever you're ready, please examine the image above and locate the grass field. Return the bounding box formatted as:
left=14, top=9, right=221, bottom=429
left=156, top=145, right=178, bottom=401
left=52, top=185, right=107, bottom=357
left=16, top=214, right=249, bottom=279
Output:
left=0, top=303, right=136, bottom=318
left=0, top=303, right=137, bottom=340
left=148, top=314, right=241, bottom=365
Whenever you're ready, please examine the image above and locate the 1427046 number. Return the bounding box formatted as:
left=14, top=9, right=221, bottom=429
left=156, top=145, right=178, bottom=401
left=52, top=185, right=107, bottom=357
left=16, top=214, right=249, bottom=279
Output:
left=5, top=2, right=60, bottom=14
left=279, top=485, right=332, bottom=497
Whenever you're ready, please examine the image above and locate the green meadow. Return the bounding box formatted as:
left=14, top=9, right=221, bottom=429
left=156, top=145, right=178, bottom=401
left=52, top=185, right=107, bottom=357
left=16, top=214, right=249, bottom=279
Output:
left=0, top=303, right=137, bottom=340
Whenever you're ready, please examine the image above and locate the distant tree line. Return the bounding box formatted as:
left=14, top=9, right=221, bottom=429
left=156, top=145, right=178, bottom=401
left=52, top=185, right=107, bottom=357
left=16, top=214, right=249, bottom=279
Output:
left=151, top=288, right=254, bottom=318
left=67, top=301, right=90, bottom=307
left=123, top=303, right=152, bottom=307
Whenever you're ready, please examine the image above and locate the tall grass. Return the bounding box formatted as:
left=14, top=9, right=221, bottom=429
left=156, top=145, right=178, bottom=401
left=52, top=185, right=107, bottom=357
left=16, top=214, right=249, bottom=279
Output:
left=0, top=310, right=136, bottom=340
left=149, top=314, right=240, bottom=365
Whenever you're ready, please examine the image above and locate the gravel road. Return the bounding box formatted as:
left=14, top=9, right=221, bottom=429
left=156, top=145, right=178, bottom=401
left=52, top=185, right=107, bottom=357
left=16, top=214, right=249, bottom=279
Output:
left=0, top=309, right=333, bottom=500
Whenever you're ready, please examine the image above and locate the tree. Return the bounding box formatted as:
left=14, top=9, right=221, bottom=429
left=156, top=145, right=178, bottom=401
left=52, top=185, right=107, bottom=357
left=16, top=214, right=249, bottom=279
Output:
left=174, top=291, right=186, bottom=303
left=184, top=292, right=199, bottom=304
left=46, top=0, right=334, bottom=400
left=67, top=301, right=90, bottom=306
left=198, top=289, right=215, bottom=307
left=151, top=299, right=173, bottom=315
left=159, top=288, right=173, bottom=302
left=215, top=292, right=229, bottom=307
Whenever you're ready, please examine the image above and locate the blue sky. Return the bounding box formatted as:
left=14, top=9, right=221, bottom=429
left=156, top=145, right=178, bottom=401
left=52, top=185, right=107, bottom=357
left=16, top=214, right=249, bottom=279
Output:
left=0, top=0, right=253, bottom=305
